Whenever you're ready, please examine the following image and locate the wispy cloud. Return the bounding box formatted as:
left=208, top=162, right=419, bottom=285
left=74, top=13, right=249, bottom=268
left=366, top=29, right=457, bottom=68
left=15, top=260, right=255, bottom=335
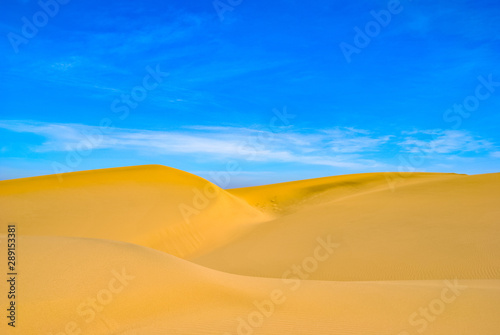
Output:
left=322, top=128, right=392, bottom=153
left=0, top=121, right=390, bottom=169
left=399, top=130, right=493, bottom=154
left=2, top=121, right=498, bottom=172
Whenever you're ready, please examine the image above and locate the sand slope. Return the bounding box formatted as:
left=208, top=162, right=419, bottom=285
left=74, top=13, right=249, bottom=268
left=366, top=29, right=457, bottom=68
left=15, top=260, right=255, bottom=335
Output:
left=0, top=165, right=270, bottom=258
left=0, top=165, right=499, bottom=334
left=194, top=172, right=500, bottom=280
left=1, top=235, right=499, bottom=335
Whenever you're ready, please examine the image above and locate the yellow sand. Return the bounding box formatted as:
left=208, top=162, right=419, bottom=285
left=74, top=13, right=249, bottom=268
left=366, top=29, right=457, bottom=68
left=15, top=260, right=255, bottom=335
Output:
left=1, top=165, right=499, bottom=334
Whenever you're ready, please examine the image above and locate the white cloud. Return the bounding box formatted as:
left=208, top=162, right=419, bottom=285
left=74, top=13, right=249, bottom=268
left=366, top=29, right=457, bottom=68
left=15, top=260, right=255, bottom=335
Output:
left=3, top=121, right=496, bottom=171
left=398, top=130, right=493, bottom=154
left=322, top=128, right=392, bottom=153
left=0, top=121, right=387, bottom=169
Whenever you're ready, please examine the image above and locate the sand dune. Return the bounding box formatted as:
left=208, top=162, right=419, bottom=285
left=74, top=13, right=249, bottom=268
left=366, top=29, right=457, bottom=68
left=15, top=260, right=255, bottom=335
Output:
left=195, top=172, right=500, bottom=280
left=0, top=165, right=499, bottom=334
left=0, top=165, right=270, bottom=258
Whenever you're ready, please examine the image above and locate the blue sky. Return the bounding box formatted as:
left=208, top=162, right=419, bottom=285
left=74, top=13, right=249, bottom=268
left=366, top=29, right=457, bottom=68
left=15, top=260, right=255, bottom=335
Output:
left=1, top=0, right=499, bottom=187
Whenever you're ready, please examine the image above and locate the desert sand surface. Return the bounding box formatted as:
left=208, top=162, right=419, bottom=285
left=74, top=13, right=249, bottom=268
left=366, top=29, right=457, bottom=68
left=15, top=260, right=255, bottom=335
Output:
left=1, top=165, right=499, bottom=334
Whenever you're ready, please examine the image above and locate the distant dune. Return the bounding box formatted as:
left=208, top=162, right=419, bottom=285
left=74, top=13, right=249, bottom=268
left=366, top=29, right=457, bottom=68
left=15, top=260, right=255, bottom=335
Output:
left=1, top=165, right=499, bottom=334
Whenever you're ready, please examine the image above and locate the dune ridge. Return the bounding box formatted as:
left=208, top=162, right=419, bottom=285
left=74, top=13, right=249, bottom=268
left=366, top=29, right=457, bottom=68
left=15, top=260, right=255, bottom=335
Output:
left=195, top=172, right=500, bottom=281
left=0, top=165, right=271, bottom=258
